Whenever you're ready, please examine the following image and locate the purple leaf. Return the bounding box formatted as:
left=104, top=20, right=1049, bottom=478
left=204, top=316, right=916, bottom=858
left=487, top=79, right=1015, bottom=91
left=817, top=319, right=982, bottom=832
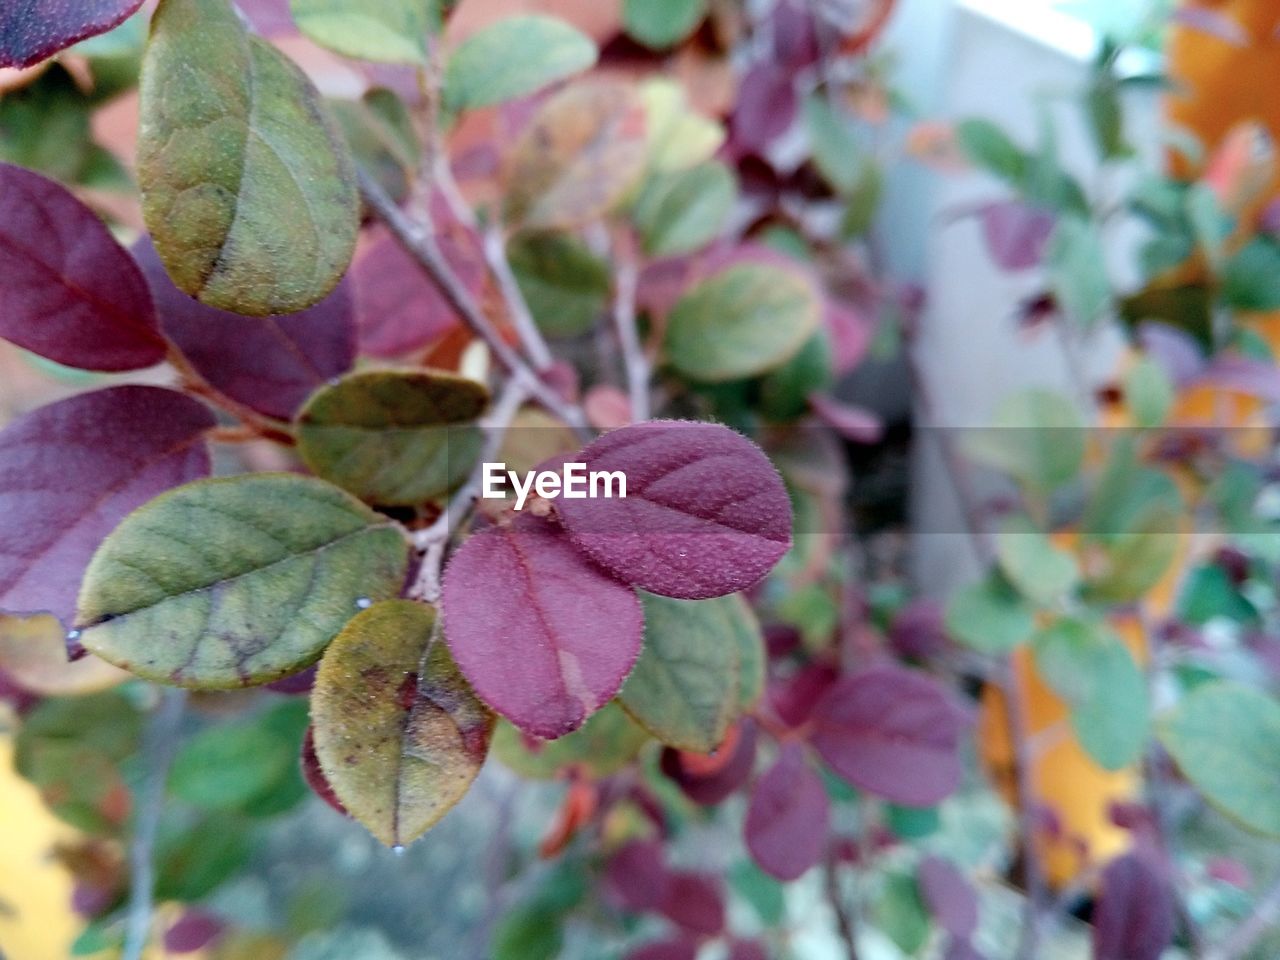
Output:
left=605, top=840, right=670, bottom=912
left=265, top=664, right=317, bottom=695
left=659, top=872, right=726, bottom=935
left=772, top=0, right=819, bottom=68
left=745, top=744, right=830, bottom=881
left=1198, top=353, right=1280, bottom=401
left=301, top=726, right=349, bottom=817
left=163, top=910, right=224, bottom=954
left=625, top=940, right=699, bottom=960
left=660, top=718, right=758, bottom=805
left=352, top=225, right=478, bottom=358
left=556, top=421, right=792, bottom=600
left=1137, top=322, right=1205, bottom=387
left=808, top=394, right=884, bottom=443
left=1171, top=7, right=1248, bottom=46
left=440, top=515, right=643, bottom=739
left=917, top=856, right=978, bottom=940
left=944, top=939, right=987, bottom=960
left=0, top=0, right=144, bottom=68
left=0, top=386, right=214, bottom=625
left=889, top=600, right=948, bottom=659
left=732, top=64, right=799, bottom=153
left=1092, top=853, right=1176, bottom=960
left=825, top=298, right=874, bottom=374
left=0, top=164, right=165, bottom=372
left=770, top=662, right=840, bottom=728
left=134, top=239, right=355, bottom=421
left=727, top=941, right=769, bottom=960
left=976, top=201, right=1056, bottom=271
left=809, top=665, right=970, bottom=806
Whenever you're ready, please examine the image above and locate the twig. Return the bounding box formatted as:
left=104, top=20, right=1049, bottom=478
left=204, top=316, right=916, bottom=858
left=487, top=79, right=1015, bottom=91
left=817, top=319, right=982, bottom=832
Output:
left=166, top=344, right=296, bottom=446
left=121, top=688, right=188, bottom=960
left=357, top=170, right=590, bottom=439
left=1206, top=873, right=1280, bottom=960
left=1002, top=671, right=1049, bottom=960
left=824, top=848, right=861, bottom=960
left=611, top=236, right=648, bottom=421
left=408, top=377, right=532, bottom=602
left=483, top=225, right=555, bottom=372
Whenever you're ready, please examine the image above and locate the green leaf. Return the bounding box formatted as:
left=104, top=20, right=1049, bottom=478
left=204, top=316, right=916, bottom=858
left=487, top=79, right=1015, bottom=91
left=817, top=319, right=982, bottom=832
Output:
left=139, top=0, right=359, bottom=316
left=330, top=88, right=419, bottom=203
left=665, top=263, right=821, bottom=382
left=995, top=517, right=1079, bottom=605
left=620, top=593, right=744, bottom=751
left=443, top=15, right=597, bottom=112
left=169, top=701, right=309, bottom=816
left=0, top=67, right=92, bottom=182
left=490, top=700, right=649, bottom=780
left=1081, top=513, right=1180, bottom=604
left=1124, top=356, right=1174, bottom=428
left=1223, top=239, right=1280, bottom=312
left=76, top=473, right=410, bottom=689
left=1176, top=564, right=1258, bottom=626
left=760, top=330, right=834, bottom=422
left=633, top=160, right=736, bottom=257
left=1186, top=181, right=1230, bottom=274
left=961, top=389, right=1084, bottom=492
left=507, top=231, right=611, bottom=338
left=874, top=870, right=930, bottom=954
left=1032, top=617, right=1148, bottom=770
left=290, top=0, right=433, bottom=64
left=944, top=571, right=1035, bottom=654
left=804, top=95, right=863, bottom=194
left=1159, top=682, right=1280, bottom=836
left=155, top=812, right=255, bottom=901
left=312, top=600, right=494, bottom=847
left=885, top=803, right=940, bottom=840
left=640, top=78, right=724, bottom=172
left=1047, top=215, right=1111, bottom=327
left=731, top=861, right=786, bottom=926
left=491, top=905, right=562, bottom=960
left=296, top=369, right=488, bottom=506
left=956, top=118, right=1027, bottom=184
left=504, top=80, right=648, bottom=230
left=623, top=0, right=706, bottom=48
left=730, top=595, right=766, bottom=711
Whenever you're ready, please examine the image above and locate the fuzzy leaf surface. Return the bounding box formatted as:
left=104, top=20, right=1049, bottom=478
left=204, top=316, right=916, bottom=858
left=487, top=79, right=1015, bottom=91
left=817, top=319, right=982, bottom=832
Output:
left=0, top=0, right=144, bottom=68
left=76, top=473, right=410, bottom=688
left=297, top=369, right=487, bottom=505
left=0, top=386, right=214, bottom=625
left=312, top=600, right=493, bottom=846
left=809, top=665, right=969, bottom=806
left=139, top=0, right=358, bottom=315
left=440, top=515, right=643, bottom=738
left=556, top=421, right=792, bottom=600
left=0, top=163, right=165, bottom=371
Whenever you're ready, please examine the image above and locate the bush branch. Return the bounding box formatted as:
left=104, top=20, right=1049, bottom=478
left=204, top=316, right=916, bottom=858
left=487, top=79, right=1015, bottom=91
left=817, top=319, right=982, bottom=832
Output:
left=121, top=688, right=188, bottom=960
left=611, top=236, right=648, bottom=421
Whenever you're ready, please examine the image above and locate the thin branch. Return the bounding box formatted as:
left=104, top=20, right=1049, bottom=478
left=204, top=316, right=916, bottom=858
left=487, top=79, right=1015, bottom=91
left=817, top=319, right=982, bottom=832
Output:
left=357, top=170, right=590, bottom=439
left=824, top=848, right=861, bottom=960
left=483, top=225, right=555, bottom=372
left=166, top=344, right=296, bottom=446
left=611, top=236, right=648, bottom=421
left=408, top=377, right=531, bottom=602
left=1003, top=672, right=1049, bottom=960
left=121, top=688, right=188, bottom=960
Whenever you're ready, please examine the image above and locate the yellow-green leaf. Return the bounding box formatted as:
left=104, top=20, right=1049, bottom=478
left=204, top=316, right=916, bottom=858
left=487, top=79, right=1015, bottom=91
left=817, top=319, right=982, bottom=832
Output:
left=1159, top=682, right=1280, bottom=837
left=640, top=78, right=724, bottom=172
left=297, top=369, right=488, bottom=506
left=312, top=600, right=493, bottom=846
left=633, top=160, right=736, bottom=257
left=139, top=0, right=359, bottom=315
left=291, top=0, right=433, bottom=64
left=504, top=80, right=648, bottom=230
left=75, top=474, right=410, bottom=689
left=620, top=593, right=745, bottom=752
left=490, top=700, right=649, bottom=780
left=665, top=263, right=820, bottom=382
left=443, top=15, right=597, bottom=112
